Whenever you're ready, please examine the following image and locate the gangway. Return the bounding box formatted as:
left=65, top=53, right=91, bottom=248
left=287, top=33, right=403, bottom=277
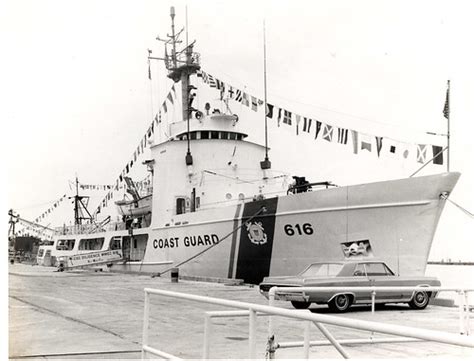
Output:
left=57, top=249, right=123, bottom=271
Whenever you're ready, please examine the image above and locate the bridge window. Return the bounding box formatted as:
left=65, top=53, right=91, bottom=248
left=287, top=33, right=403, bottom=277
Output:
left=200, top=131, right=209, bottom=139
left=211, top=131, right=219, bottom=139
left=220, top=131, right=229, bottom=139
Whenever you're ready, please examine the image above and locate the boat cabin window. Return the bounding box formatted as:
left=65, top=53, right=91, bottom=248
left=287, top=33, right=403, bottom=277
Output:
left=56, top=239, right=75, bottom=251
left=220, top=131, right=229, bottom=140
left=176, top=197, right=186, bottom=215
left=211, top=131, right=219, bottom=139
left=109, top=237, right=121, bottom=250
left=200, top=131, right=209, bottom=139
left=190, top=132, right=197, bottom=140
left=78, top=237, right=104, bottom=251
left=37, top=249, right=44, bottom=257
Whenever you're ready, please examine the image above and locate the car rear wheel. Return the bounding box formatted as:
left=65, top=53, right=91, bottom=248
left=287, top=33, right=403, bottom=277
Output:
left=328, top=294, right=352, bottom=313
left=291, top=301, right=311, bottom=309
left=409, top=291, right=429, bottom=309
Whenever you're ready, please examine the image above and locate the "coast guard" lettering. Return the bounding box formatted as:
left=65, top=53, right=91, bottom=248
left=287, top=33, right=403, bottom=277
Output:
left=153, top=234, right=219, bottom=249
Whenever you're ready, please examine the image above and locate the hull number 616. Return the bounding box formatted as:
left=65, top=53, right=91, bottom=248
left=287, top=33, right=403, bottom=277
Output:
left=284, top=223, right=314, bottom=236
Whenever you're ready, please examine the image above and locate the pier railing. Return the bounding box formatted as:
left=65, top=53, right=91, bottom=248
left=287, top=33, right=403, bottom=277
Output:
left=268, top=286, right=473, bottom=336
left=141, top=288, right=474, bottom=360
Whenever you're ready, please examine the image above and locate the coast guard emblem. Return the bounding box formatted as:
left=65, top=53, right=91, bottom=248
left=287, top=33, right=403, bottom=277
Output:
left=246, top=221, right=267, bottom=245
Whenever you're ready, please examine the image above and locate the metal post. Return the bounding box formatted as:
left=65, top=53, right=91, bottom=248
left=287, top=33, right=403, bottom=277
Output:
left=142, top=290, right=150, bottom=359
left=268, top=288, right=275, bottom=337
left=313, top=322, right=350, bottom=359
left=249, top=308, right=257, bottom=359
left=303, top=320, right=311, bottom=359
left=459, top=291, right=466, bottom=335
left=464, top=291, right=470, bottom=336
left=202, top=314, right=211, bottom=359
left=371, top=291, right=376, bottom=315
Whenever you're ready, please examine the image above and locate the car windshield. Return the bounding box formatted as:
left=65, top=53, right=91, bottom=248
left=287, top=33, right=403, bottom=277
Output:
left=299, top=263, right=344, bottom=277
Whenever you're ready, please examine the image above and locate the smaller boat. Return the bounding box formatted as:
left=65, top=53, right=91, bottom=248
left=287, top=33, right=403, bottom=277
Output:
left=115, top=176, right=152, bottom=218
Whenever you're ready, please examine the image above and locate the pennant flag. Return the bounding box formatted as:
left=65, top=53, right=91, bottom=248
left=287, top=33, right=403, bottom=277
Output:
left=283, top=110, right=292, bottom=125
left=242, top=92, right=250, bottom=106
left=360, top=134, right=372, bottom=152
left=148, top=60, right=151, bottom=80
left=295, top=115, right=301, bottom=135
left=251, top=96, right=258, bottom=111
left=202, top=71, right=209, bottom=83
left=432, top=145, right=444, bottom=165
left=258, top=99, right=264, bottom=105
left=417, top=144, right=427, bottom=163
left=277, top=108, right=282, bottom=127
left=350, top=130, right=358, bottom=154
left=314, top=120, right=322, bottom=139
left=383, top=139, right=398, bottom=157
left=167, top=91, right=174, bottom=104
left=228, top=86, right=235, bottom=99
left=443, top=81, right=450, bottom=119
left=162, top=101, right=168, bottom=113
left=266, top=103, right=274, bottom=118
left=303, top=117, right=312, bottom=133
left=322, top=124, right=333, bottom=142
left=376, top=136, right=383, bottom=157
left=171, top=84, right=176, bottom=98
left=235, top=89, right=243, bottom=102
left=337, top=128, right=348, bottom=144
left=197, top=70, right=203, bottom=78
left=208, top=74, right=217, bottom=88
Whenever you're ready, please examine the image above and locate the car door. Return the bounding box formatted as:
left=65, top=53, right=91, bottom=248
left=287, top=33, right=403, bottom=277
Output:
left=350, top=263, right=372, bottom=302
left=366, top=262, right=403, bottom=301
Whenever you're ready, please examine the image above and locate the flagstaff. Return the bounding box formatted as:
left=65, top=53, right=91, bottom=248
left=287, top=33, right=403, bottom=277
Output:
left=444, top=80, right=450, bottom=172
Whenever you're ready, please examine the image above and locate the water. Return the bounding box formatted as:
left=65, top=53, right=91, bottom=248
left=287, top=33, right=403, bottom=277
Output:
left=426, top=264, right=474, bottom=304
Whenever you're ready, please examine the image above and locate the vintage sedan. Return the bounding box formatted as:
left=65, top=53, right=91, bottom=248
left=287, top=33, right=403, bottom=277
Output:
left=259, top=260, right=440, bottom=312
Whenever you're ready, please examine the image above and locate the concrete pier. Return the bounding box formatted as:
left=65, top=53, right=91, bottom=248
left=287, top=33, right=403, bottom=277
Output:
left=8, top=264, right=473, bottom=359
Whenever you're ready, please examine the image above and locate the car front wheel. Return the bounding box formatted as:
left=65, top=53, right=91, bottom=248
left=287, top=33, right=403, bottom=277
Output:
left=328, top=294, right=352, bottom=312
left=291, top=301, right=311, bottom=309
left=409, top=291, right=430, bottom=309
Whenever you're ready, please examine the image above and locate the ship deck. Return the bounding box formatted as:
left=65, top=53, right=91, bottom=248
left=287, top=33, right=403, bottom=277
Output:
left=8, top=263, right=473, bottom=359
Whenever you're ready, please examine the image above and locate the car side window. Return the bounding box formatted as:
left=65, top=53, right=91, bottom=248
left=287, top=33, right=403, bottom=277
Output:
left=353, top=264, right=366, bottom=276
left=365, top=263, right=390, bottom=276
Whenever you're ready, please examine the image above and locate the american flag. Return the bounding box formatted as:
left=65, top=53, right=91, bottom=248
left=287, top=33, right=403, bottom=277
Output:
left=443, top=80, right=450, bottom=119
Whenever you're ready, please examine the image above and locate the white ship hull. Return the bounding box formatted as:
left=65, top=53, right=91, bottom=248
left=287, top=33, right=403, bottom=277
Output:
left=47, top=172, right=459, bottom=284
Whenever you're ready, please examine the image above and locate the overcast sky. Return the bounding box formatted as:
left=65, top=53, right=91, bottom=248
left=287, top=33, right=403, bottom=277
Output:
left=2, top=0, right=473, bottom=263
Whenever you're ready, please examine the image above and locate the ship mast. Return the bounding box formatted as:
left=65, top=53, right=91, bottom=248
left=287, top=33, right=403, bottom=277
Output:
left=260, top=20, right=271, bottom=170
left=70, top=175, right=93, bottom=225
left=153, top=6, right=201, bottom=167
